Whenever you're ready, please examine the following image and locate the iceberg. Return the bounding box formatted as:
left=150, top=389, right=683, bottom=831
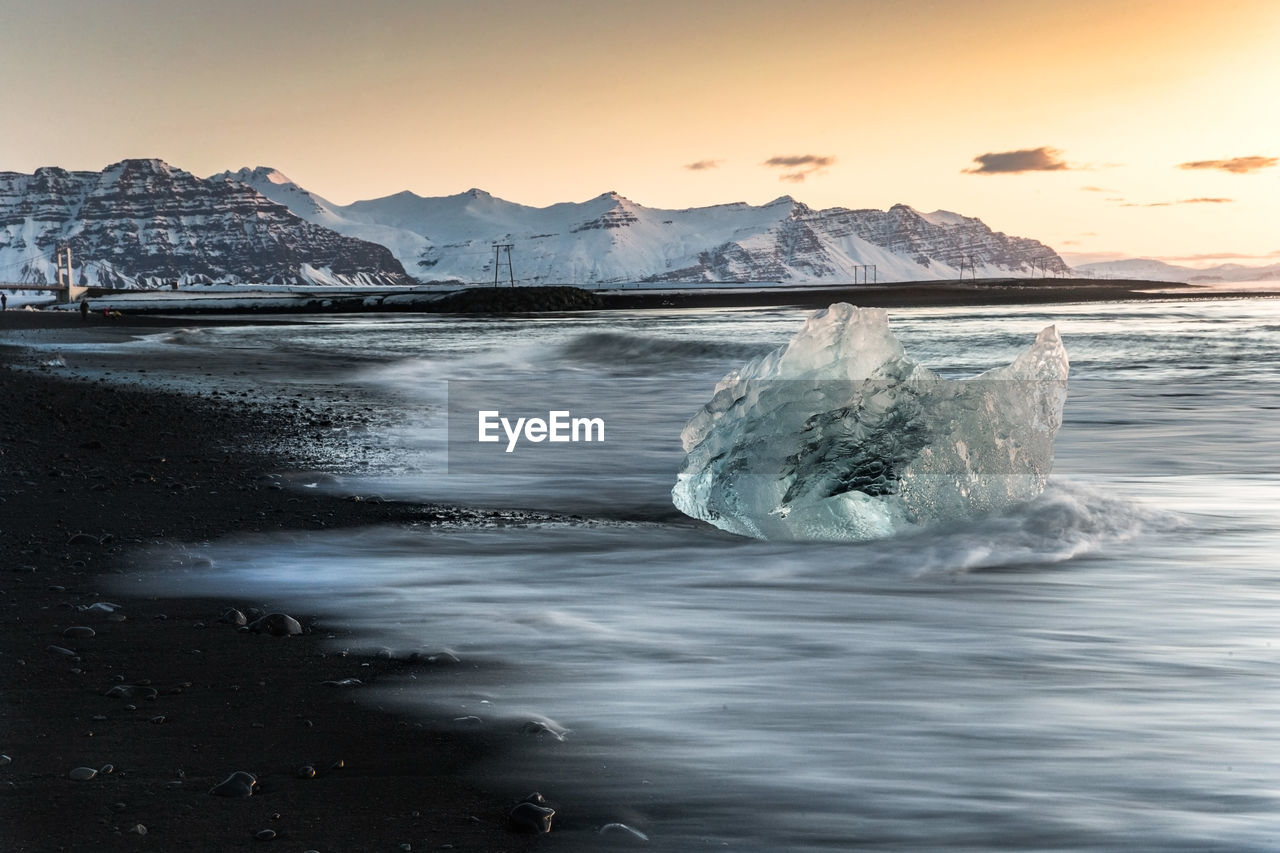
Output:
left=672, top=304, right=1069, bottom=541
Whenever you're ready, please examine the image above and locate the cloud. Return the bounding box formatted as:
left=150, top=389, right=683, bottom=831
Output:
left=762, top=154, right=835, bottom=182
left=763, top=155, right=834, bottom=168
left=1118, top=197, right=1234, bottom=207
left=684, top=159, right=723, bottom=171
left=1080, top=185, right=1113, bottom=192
left=963, top=146, right=1071, bottom=174
left=1178, top=156, right=1277, bottom=174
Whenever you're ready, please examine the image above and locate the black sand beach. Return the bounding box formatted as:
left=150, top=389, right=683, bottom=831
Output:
left=0, top=350, right=547, bottom=851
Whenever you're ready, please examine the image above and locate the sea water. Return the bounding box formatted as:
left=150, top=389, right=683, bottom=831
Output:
left=124, top=297, right=1280, bottom=850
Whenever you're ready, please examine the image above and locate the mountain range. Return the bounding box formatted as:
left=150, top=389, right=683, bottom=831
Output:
left=0, top=158, right=1074, bottom=288
left=1072, top=257, right=1280, bottom=283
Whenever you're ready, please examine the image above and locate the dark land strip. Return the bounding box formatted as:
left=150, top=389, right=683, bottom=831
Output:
left=5, top=278, right=1277, bottom=320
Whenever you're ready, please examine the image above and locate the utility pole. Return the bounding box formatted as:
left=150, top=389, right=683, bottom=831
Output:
left=492, top=244, right=514, bottom=287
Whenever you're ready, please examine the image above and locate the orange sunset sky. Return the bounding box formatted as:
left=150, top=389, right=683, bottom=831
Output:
left=3, top=0, right=1277, bottom=267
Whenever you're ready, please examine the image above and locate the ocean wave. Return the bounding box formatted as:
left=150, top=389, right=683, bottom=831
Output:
left=890, top=479, right=1186, bottom=575
left=555, top=331, right=771, bottom=366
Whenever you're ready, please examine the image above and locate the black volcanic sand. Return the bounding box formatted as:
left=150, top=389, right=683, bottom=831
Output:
left=0, top=351, right=555, bottom=850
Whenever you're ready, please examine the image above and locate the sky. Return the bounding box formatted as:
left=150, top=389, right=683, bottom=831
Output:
left=2, top=0, right=1277, bottom=267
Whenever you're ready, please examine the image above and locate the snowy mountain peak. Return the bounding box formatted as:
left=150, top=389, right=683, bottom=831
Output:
left=105, top=158, right=181, bottom=177
left=589, top=190, right=633, bottom=206
left=230, top=166, right=295, bottom=186
left=919, top=209, right=975, bottom=228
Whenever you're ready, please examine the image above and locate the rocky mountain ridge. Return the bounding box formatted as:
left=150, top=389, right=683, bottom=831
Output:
left=0, top=159, right=412, bottom=288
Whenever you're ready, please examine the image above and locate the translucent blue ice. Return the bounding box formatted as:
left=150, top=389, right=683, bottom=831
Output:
left=672, top=304, right=1069, bottom=540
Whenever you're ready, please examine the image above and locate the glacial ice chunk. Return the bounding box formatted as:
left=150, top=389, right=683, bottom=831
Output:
left=671, top=304, right=1069, bottom=541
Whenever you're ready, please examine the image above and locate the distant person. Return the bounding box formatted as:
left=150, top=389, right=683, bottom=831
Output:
left=80, top=298, right=89, bottom=320
left=1, top=293, right=7, bottom=311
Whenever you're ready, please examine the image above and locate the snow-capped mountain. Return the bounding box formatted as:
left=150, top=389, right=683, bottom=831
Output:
left=1073, top=258, right=1280, bottom=283
left=227, top=168, right=1069, bottom=284
left=0, top=160, right=412, bottom=288
left=0, top=157, right=1069, bottom=289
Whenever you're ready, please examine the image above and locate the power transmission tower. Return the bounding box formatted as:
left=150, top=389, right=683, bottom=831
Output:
left=492, top=244, right=514, bottom=287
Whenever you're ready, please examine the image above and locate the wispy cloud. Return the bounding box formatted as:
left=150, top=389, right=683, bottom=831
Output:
left=762, top=154, right=835, bottom=183
left=1080, top=185, right=1113, bottom=192
left=1178, top=156, right=1277, bottom=174
left=1118, top=197, right=1234, bottom=207
left=684, top=159, right=723, bottom=171
left=964, top=146, right=1071, bottom=174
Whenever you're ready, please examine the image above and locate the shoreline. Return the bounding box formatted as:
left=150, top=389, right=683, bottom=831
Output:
left=0, top=362, right=545, bottom=850
left=5, top=277, right=1278, bottom=320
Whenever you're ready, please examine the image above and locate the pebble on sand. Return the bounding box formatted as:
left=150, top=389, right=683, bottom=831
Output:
left=62, top=626, right=96, bottom=639
left=104, top=684, right=159, bottom=701
left=509, top=794, right=555, bottom=833
left=247, top=613, right=303, bottom=636
left=600, top=822, right=650, bottom=842
left=0, top=755, right=11, bottom=767
left=84, top=602, right=120, bottom=614
left=219, top=608, right=248, bottom=627
left=69, top=767, right=98, bottom=781
left=254, top=828, right=277, bottom=841
left=210, top=770, right=258, bottom=797
left=520, top=719, right=568, bottom=741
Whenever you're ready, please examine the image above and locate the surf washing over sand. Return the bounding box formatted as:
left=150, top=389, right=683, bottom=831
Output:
left=63, top=298, right=1280, bottom=850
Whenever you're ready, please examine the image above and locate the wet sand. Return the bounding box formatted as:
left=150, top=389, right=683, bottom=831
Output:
left=0, top=358, right=546, bottom=850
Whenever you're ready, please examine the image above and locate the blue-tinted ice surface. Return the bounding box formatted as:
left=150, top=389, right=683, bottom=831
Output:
left=672, top=303, right=1070, bottom=540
